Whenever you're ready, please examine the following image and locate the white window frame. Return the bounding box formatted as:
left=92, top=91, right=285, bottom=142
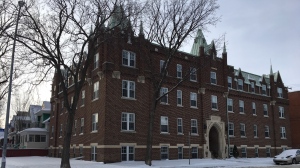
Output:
left=241, top=147, right=247, bottom=158
left=91, top=146, right=97, bottom=161
left=211, top=95, right=218, bottom=110
left=160, top=87, right=168, bottom=104
left=92, top=113, right=98, bottom=132
left=252, top=102, right=256, bottom=115
left=122, top=50, right=136, bottom=67
left=177, top=64, right=182, bottom=78
left=161, top=146, right=169, bottom=160
left=80, top=118, right=84, bottom=134
left=121, top=146, right=134, bottom=161
left=228, top=76, right=232, bottom=88
left=191, top=147, right=198, bottom=158
left=190, top=67, right=197, bottom=81
left=93, top=81, right=99, bottom=100
left=254, top=125, right=258, bottom=138
left=266, top=148, right=271, bottom=157
left=191, top=119, right=198, bottom=134
left=122, top=80, right=135, bottom=99
left=177, top=118, right=183, bottom=134
left=177, top=90, right=182, bottom=106
left=279, top=106, right=284, bottom=118
left=277, top=87, right=283, bottom=98
left=263, top=104, right=268, bottom=116
left=238, top=79, right=243, bottom=90
left=240, top=123, right=246, bottom=137
left=280, top=126, right=286, bottom=139
left=121, top=112, right=135, bottom=131
left=94, top=53, right=99, bottom=69
left=160, top=116, right=169, bottom=133
left=239, top=100, right=244, bottom=113
left=229, top=122, right=234, bottom=136
left=227, top=98, right=233, bottom=112
left=178, top=146, right=183, bottom=159
left=265, top=125, right=270, bottom=138
left=262, top=85, right=267, bottom=95
left=190, top=92, right=197, bottom=108
left=210, top=71, right=217, bottom=84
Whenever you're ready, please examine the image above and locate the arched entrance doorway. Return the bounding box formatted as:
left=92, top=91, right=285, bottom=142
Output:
left=209, top=126, right=219, bottom=158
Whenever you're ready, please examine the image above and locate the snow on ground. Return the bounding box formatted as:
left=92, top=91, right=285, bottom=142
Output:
left=5, top=156, right=298, bottom=168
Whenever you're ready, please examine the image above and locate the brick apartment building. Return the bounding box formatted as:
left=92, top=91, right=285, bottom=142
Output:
left=48, top=17, right=291, bottom=162
left=288, top=91, right=300, bottom=149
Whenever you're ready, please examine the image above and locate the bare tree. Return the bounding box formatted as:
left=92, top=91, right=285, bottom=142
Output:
left=142, top=0, right=220, bottom=165
left=13, top=0, right=143, bottom=167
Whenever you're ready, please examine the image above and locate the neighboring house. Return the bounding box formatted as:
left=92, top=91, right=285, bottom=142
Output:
left=49, top=13, right=290, bottom=162
left=289, top=91, right=300, bottom=149
left=18, top=128, right=48, bottom=149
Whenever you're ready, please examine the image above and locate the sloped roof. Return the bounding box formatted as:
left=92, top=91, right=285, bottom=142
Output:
left=190, top=29, right=209, bottom=56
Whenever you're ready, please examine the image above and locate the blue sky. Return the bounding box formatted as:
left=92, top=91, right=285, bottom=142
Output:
left=183, top=0, right=300, bottom=91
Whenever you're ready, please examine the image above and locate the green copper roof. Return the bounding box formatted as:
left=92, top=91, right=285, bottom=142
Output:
left=108, top=5, right=129, bottom=29
left=190, top=29, right=208, bottom=56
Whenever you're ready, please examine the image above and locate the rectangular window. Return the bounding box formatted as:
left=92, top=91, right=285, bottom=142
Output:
left=79, top=146, right=83, bottom=156
left=122, top=80, right=135, bottom=99
left=238, top=79, right=243, bottom=90
left=61, top=101, right=64, bottom=110
left=41, top=135, right=46, bottom=142
left=177, top=64, right=182, bottom=78
left=252, top=102, right=256, bottom=115
left=92, top=113, right=98, bottom=132
left=210, top=72, right=217, bottom=84
left=265, top=126, right=270, bottom=138
left=250, top=82, right=255, bottom=93
left=91, top=146, right=97, bottom=161
left=227, top=98, right=233, bottom=112
left=211, top=95, right=218, bottom=109
left=29, top=135, right=34, bottom=142
left=263, top=104, right=268, bottom=116
left=240, top=123, right=246, bottom=137
left=122, top=50, right=136, bottom=67
left=160, top=60, right=165, bottom=73
left=161, top=146, right=169, bottom=160
left=191, top=147, right=198, bottom=158
left=241, top=147, right=247, bottom=158
left=177, top=90, right=182, bottom=106
left=191, top=119, right=198, bottom=134
left=254, top=125, right=258, bottom=137
left=51, top=126, right=54, bottom=137
left=60, top=124, right=63, bottom=137
left=228, top=76, right=232, bottom=88
left=177, top=118, right=183, bottom=134
left=279, top=106, right=284, bottom=118
left=229, top=122, right=234, bottom=136
left=73, top=146, right=76, bottom=158
left=190, top=92, right=197, bottom=107
left=74, top=120, right=77, bottom=135
left=266, top=148, right=271, bottom=157
left=160, top=87, right=168, bottom=104
left=93, top=81, right=99, bottom=100
left=229, top=147, right=233, bottom=157
left=255, top=147, right=259, bottom=157
left=94, top=53, right=99, bottom=69
left=121, top=112, right=135, bottom=131
left=280, top=127, right=286, bottom=139
left=121, top=146, right=134, bottom=161
left=80, top=118, right=84, bottom=134
left=262, top=85, right=266, bottom=95
left=160, top=116, right=168, bottom=133
left=277, top=87, right=283, bottom=98
left=35, top=135, right=41, bottom=142
left=178, top=147, right=183, bottom=159
left=190, top=67, right=197, bottom=81
left=81, top=90, right=85, bottom=106
left=239, top=100, right=244, bottom=113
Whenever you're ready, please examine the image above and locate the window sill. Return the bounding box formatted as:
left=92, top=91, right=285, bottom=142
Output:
left=279, top=117, right=285, bottom=119
left=160, top=102, right=170, bottom=105
left=264, top=115, right=269, bottom=118
left=92, top=98, right=99, bottom=102
left=265, top=137, right=270, bottom=139
left=253, top=114, right=257, bottom=116
left=212, top=108, right=219, bottom=111
left=254, top=136, right=258, bottom=138
left=59, top=136, right=62, bottom=139
left=73, top=134, right=76, bottom=136
left=91, top=131, right=98, bottom=133
left=191, top=133, right=199, bottom=136
left=121, top=97, right=136, bottom=101
left=281, top=137, right=287, bottom=140
left=79, top=133, right=83, bottom=135
left=121, top=130, right=136, bottom=133
left=122, top=65, right=136, bottom=69
left=60, top=113, right=63, bottom=116
left=177, top=133, right=184, bottom=135
left=190, top=80, right=197, bottom=82
left=80, top=105, right=84, bottom=108
left=241, top=136, right=247, bottom=138
left=177, top=105, right=183, bottom=107
left=229, top=135, right=235, bottom=138
left=190, top=106, right=198, bottom=109
left=228, top=111, right=234, bottom=113
left=239, top=112, right=245, bottom=115
left=50, top=137, right=53, bottom=139
left=160, top=132, right=170, bottom=135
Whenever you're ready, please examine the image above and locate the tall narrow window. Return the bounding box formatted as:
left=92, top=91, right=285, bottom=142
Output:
left=81, top=90, right=85, bottom=106
left=177, top=118, right=183, bottom=134
left=239, top=100, right=244, bottom=113
left=94, top=53, right=99, bottom=69
left=121, top=146, right=134, bottom=161
left=121, top=112, right=135, bottom=131
left=279, top=106, right=284, bottom=118
left=160, top=87, right=168, bottom=104
left=191, top=147, right=198, bottom=158
left=250, top=82, right=255, bottom=93
left=177, top=64, right=182, bottom=78
left=228, top=76, right=232, bottom=88
left=265, top=125, right=270, bottom=138
left=60, top=124, right=63, bottom=137
left=280, top=127, right=286, bottom=139
left=92, top=113, right=98, bottom=132
left=160, top=116, right=168, bottom=133
left=160, top=60, right=165, bottom=73
left=51, top=126, right=54, bottom=137
left=122, top=80, right=135, bottom=99
left=91, top=146, right=97, bottom=161
left=211, top=95, right=218, bottom=109
left=262, top=85, right=266, bottom=95
left=254, top=125, right=258, bottom=137
left=277, top=87, right=283, bottom=98
left=177, top=90, right=182, bottom=106
left=240, top=123, right=246, bottom=137
left=263, top=104, right=268, bottom=116
left=266, top=148, right=271, bottom=157
left=80, top=118, right=84, bottom=134
left=122, top=50, right=136, bottom=67
left=241, top=147, right=247, bottom=158
left=161, top=146, right=169, bottom=160
left=93, top=81, right=99, bottom=100
left=255, top=147, right=259, bottom=157
left=190, top=92, right=197, bottom=108
left=238, top=79, right=243, bottom=90
left=252, top=102, right=256, bottom=115
left=191, top=119, right=198, bottom=134
left=74, top=120, right=77, bottom=135
left=79, top=146, right=83, bottom=156
left=178, top=147, right=183, bottom=159
left=229, top=122, right=234, bottom=136
left=227, top=98, right=233, bottom=112
left=210, top=72, right=217, bottom=84
left=190, top=67, right=197, bottom=81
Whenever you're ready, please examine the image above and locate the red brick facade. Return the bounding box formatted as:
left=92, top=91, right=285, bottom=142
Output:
left=288, top=91, right=300, bottom=149
left=48, top=28, right=291, bottom=163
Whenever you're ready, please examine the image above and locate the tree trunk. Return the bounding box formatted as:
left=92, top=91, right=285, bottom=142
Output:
left=145, top=94, right=158, bottom=166
left=60, top=110, right=75, bottom=168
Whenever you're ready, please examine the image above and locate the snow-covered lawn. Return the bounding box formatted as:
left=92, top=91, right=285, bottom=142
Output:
left=4, top=156, right=297, bottom=168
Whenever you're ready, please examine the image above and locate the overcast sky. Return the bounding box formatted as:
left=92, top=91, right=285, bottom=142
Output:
left=183, top=0, right=300, bottom=91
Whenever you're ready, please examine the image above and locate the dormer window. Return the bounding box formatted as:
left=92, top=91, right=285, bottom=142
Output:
left=262, top=85, right=266, bottom=95
left=122, top=50, right=136, bottom=67
left=210, top=72, right=217, bottom=84
left=190, top=67, right=197, bottom=81
left=250, top=82, right=255, bottom=93
left=277, top=87, right=283, bottom=98
left=228, top=77, right=232, bottom=88
left=238, top=79, right=243, bottom=91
